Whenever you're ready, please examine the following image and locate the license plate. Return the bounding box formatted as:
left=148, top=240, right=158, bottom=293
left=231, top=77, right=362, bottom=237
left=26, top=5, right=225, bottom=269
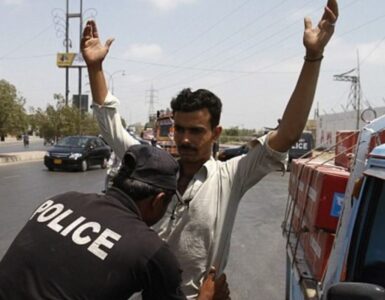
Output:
left=53, top=159, right=62, bottom=165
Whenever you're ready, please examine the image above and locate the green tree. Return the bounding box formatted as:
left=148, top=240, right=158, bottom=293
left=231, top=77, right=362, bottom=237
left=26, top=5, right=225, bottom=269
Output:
left=0, top=79, right=28, bottom=139
left=223, top=127, right=239, bottom=136
left=31, top=94, right=100, bottom=140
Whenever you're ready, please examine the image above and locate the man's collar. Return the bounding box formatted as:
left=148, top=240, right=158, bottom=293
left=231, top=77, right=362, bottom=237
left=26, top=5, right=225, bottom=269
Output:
left=176, top=156, right=216, bottom=182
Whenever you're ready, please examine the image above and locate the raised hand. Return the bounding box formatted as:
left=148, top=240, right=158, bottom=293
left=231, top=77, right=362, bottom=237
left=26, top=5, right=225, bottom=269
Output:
left=303, top=0, right=338, bottom=58
left=81, top=20, right=114, bottom=68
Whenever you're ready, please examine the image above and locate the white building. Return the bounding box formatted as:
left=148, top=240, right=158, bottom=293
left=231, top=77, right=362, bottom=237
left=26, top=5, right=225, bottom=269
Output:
left=316, top=106, right=385, bottom=148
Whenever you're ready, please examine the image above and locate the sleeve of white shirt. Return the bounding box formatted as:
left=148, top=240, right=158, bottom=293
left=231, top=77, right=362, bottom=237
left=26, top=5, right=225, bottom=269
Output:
left=92, top=92, right=140, bottom=160
left=225, top=132, right=287, bottom=199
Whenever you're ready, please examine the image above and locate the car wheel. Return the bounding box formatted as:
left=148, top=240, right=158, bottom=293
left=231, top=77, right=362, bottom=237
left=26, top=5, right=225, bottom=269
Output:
left=101, top=157, right=108, bottom=169
left=80, top=160, right=88, bottom=172
left=47, top=167, right=54, bottom=171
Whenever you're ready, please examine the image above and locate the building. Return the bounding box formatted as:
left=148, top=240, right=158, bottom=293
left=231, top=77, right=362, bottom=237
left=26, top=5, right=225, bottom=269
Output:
left=316, top=106, right=385, bottom=148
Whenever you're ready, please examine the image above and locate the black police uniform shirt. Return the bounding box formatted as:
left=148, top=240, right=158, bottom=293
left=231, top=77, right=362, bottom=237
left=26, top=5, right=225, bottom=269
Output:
left=0, top=188, right=185, bottom=300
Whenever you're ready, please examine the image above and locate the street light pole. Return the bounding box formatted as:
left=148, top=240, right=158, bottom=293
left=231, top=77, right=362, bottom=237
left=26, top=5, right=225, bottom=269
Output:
left=104, top=70, right=126, bottom=94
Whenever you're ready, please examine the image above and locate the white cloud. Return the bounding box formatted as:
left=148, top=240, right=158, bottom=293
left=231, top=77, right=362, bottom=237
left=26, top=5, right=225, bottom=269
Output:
left=2, top=0, right=23, bottom=5
left=323, top=37, right=385, bottom=67
left=147, top=0, right=196, bottom=11
left=357, top=40, right=385, bottom=65
left=124, top=43, right=163, bottom=61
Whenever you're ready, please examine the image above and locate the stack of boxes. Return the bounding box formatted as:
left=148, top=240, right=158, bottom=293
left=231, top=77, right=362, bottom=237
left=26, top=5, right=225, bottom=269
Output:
left=335, top=130, right=385, bottom=169
left=288, top=128, right=385, bottom=280
left=289, top=159, right=349, bottom=281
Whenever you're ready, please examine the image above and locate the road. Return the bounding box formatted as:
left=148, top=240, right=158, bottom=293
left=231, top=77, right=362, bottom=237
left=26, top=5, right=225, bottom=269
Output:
left=0, top=139, right=48, bottom=153
left=0, top=161, right=288, bottom=299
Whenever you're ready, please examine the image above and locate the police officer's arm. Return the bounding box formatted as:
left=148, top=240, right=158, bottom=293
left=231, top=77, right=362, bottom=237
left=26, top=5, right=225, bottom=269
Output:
left=81, top=20, right=113, bottom=105
left=268, top=0, right=338, bottom=153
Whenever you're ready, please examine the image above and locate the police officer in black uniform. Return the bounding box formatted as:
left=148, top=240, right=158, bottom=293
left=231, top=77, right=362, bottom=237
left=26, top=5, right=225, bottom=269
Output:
left=0, top=144, right=226, bottom=300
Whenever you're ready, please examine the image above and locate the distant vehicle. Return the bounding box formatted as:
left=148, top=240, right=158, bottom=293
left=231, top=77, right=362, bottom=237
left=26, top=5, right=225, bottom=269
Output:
left=44, top=136, right=111, bottom=172
left=287, top=131, right=314, bottom=170
left=154, top=110, right=178, bottom=156
left=127, top=130, right=150, bottom=145
left=217, top=144, right=249, bottom=161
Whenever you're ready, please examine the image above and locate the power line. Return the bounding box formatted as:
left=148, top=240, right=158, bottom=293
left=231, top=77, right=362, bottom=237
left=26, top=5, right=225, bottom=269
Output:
left=146, top=0, right=290, bottom=83
left=0, top=24, right=54, bottom=60
left=0, top=54, right=55, bottom=60
left=360, top=35, right=385, bottom=66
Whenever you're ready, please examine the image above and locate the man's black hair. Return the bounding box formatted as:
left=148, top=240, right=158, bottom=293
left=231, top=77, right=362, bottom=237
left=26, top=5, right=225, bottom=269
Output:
left=170, top=88, right=222, bottom=129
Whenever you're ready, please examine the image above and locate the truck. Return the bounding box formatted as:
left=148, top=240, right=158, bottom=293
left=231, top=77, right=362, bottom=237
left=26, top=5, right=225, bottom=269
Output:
left=283, top=114, right=385, bottom=300
left=154, top=110, right=178, bottom=157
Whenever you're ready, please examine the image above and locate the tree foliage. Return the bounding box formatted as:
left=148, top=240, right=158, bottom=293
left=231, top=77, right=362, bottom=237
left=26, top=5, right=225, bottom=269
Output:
left=31, top=94, right=100, bottom=140
left=0, top=79, right=28, bottom=137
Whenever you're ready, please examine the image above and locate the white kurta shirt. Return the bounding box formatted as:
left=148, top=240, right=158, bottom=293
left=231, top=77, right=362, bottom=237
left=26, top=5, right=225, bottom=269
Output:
left=93, top=93, right=287, bottom=298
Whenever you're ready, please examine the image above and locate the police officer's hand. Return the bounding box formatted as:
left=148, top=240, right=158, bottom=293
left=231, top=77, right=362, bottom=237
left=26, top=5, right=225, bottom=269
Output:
left=198, top=267, right=230, bottom=300
left=81, top=20, right=114, bottom=68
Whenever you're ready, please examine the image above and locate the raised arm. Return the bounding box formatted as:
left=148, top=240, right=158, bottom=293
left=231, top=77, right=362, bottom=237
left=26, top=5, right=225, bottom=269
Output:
left=268, top=0, right=338, bottom=152
left=81, top=20, right=114, bottom=105
left=81, top=20, right=139, bottom=159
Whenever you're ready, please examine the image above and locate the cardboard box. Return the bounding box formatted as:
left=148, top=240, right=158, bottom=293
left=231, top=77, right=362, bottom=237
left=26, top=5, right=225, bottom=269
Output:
left=335, top=130, right=359, bottom=169
left=335, top=130, right=385, bottom=169
left=305, top=166, right=349, bottom=232
left=302, top=229, right=335, bottom=281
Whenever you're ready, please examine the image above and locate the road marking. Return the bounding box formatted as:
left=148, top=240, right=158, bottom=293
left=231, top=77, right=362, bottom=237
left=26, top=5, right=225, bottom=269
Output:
left=3, top=175, right=20, bottom=179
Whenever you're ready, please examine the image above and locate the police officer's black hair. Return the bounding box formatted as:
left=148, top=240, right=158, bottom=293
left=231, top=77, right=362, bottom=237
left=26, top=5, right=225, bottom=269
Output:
left=112, top=175, right=174, bottom=204
left=170, top=88, right=222, bottom=129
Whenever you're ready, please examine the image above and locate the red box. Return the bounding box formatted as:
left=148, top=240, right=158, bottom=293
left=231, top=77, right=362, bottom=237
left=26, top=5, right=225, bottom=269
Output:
left=291, top=204, right=304, bottom=234
left=296, top=163, right=318, bottom=212
left=289, top=161, right=318, bottom=235
left=369, top=129, right=385, bottom=152
left=335, top=130, right=359, bottom=169
left=302, top=229, right=335, bottom=281
left=335, top=130, right=385, bottom=169
left=289, top=159, right=311, bottom=198
left=305, top=166, right=349, bottom=232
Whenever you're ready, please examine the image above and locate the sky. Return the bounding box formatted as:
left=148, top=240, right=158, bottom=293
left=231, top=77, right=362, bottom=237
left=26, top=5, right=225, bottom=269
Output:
left=1, top=0, right=385, bottom=130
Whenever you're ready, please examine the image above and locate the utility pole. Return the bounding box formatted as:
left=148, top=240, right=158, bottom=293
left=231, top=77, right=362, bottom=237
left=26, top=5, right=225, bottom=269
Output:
left=65, top=0, right=70, bottom=105
left=146, top=86, right=158, bottom=121
left=78, top=0, right=83, bottom=116
left=333, top=51, right=361, bottom=130
left=66, top=0, right=84, bottom=133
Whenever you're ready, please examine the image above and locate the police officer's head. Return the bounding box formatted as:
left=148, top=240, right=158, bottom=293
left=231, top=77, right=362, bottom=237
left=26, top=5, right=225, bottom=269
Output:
left=112, top=144, right=179, bottom=226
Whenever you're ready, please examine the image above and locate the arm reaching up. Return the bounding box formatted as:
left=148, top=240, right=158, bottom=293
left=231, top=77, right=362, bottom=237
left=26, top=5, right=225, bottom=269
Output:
left=81, top=20, right=114, bottom=105
left=268, top=0, right=338, bottom=152
left=81, top=20, right=139, bottom=160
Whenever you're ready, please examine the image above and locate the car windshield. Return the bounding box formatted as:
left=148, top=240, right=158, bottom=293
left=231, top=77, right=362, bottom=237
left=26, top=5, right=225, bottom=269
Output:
left=57, top=136, right=89, bottom=147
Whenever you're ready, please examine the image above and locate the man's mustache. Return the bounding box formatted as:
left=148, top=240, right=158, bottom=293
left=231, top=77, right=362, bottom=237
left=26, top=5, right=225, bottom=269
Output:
left=178, top=144, right=197, bottom=151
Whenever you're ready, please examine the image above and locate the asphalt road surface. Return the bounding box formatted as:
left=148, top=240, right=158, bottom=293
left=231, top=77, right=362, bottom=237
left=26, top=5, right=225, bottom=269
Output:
left=0, top=139, right=47, bottom=153
left=0, top=161, right=288, bottom=299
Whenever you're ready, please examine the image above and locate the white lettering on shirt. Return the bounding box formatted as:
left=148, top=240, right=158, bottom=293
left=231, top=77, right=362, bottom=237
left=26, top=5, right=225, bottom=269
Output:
left=72, top=222, right=101, bottom=245
left=88, top=228, right=122, bottom=260
left=31, top=200, right=121, bottom=260
left=61, top=216, right=86, bottom=236
left=37, top=204, right=64, bottom=222
left=30, top=200, right=54, bottom=220
left=47, top=209, right=73, bottom=232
